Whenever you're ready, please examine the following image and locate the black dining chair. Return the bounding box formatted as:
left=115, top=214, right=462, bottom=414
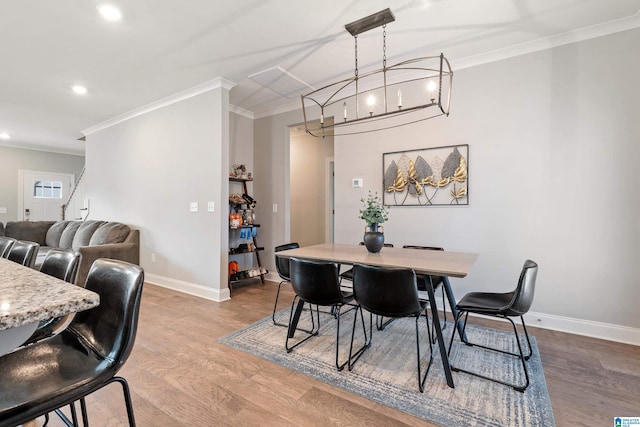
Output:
left=286, top=257, right=368, bottom=371
left=0, top=259, right=145, bottom=427
left=447, top=259, right=538, bottom=392
left=273, top=242, right=300, bottom=326
left=20, top=249, right=82, bottom=347
left=7, top=240, right=40, bottom=267
left=0, top=236, right=16, bottom=258
left=350, top=263, right=434, bottom=392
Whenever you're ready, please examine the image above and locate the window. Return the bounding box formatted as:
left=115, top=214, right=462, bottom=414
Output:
left=34, top=181, right=63, bottom=199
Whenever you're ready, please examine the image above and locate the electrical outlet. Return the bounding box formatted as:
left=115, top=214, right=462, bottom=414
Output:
left=272, top=203, right=278, bottom=213
left=151, top=253, right=156, bottom=263
left=207, top=201, right=215, bottom=212
left=190, top=202, right=198, bottom=212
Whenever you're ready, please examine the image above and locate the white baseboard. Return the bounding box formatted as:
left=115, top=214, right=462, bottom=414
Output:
left=435, top=300, right=640, bottom=347
left=523, top=311, right=640, bottom=347
left=145, top=273, right=230, bottom=302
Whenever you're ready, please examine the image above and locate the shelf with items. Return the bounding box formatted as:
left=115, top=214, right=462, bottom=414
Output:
left=228, top=173, right=264, bottom=288
left=229, top=267, right=268, bottom=283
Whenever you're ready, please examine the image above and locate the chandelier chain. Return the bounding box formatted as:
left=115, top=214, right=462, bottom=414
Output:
left=382, top=23, right=387, bottom=69
left=354, top=35, right=359, bottom=77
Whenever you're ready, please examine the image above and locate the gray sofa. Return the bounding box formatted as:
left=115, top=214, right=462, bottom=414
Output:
left=1, top=220, right=140, bottom=286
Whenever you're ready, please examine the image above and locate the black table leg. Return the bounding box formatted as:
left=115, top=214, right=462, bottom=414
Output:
left=287, top=298, right=305, bottom=338
left=427, top=278, right=455, bottom=388
left=442, top=276, right=467, bottom=342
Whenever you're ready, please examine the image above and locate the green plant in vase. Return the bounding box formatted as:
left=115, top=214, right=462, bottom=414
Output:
left=359, top=191, right=389, bottom=253
left=359, top=191, right=389, bottom=232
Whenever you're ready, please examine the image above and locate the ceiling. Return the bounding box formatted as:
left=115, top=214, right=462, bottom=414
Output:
left=1, top=0, right=639, bottom=155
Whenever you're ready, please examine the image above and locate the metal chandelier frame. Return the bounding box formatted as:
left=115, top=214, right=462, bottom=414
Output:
left=301, top=8, right=453, bottom=137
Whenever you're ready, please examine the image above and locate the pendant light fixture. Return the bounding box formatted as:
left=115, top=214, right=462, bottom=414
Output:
left=301, top=8, right=453, bottom=137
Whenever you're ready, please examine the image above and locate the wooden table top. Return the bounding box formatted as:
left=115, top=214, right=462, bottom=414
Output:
left=0, top=258, right=99, bottom=331
left=277, top=243, right=478, bottom=278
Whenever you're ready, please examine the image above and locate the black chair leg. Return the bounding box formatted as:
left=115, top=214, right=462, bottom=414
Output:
left=272, top=280, right=288, bottom=326
left=416, top=311, right=434, bottom=393
left=334, top=304, right=362, bottom=371
left=447, top=310, right=532, bottom=392
left=285, top=297, right=320, bottom=352
left=347, top=306, right=372, bottom=371
left=79, top=398, right=89, bottom=427
left=106, top=376, right=137, bottom=427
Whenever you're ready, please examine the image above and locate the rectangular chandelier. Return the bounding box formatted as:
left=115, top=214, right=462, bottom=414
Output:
left=301, top=9, right=453, bottom=137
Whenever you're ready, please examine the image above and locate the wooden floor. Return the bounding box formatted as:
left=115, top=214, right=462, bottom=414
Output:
left=38, top=280, right=640, bottom=427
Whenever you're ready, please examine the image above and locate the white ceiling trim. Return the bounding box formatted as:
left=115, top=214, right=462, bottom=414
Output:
left=0, top=141, right=84, bottom=157
left=252, top=11, right=640, bottom=119
left=454, top=8, right=640, bottom=71
left=229, top=104, right=254, bottom=119
left=82, top=77, right=236, bottom=136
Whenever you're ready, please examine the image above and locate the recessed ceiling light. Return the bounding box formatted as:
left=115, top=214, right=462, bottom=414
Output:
left=72, top=85, right=88, bottom=95
left=97, top=4, right=122, bottom=22
left=0, top=132, right=10, bottom=140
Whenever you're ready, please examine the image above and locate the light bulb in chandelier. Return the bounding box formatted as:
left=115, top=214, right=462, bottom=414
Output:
left=367, top=95, right=376, bottom=116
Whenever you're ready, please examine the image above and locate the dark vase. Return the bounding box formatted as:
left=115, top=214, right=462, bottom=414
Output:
left=363, top=224, right=384, bottom=253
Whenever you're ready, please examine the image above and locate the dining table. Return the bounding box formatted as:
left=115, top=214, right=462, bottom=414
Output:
left=276, top=242, right=478, bottom=388
left=0, top=258, right=100, bottom=356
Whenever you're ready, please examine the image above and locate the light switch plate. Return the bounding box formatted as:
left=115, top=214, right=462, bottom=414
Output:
left=0, top=207, right=6, bottom=214
left=190, top=202, right=198, bottom=212
left=352, top=178, right=363, bottom=188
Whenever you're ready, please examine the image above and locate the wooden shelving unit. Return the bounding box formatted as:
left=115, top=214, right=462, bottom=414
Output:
left=229, top=177, right=267, bottom=287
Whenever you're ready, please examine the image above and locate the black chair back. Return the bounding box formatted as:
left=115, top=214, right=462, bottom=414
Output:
left=508, top=260, right=538, bottom=316
left=275, top=242, right=299, bottom=281
left=352, top=264, right=421, bottom=317
left=71, top=259, right=144, bottom=368
left=7, top=240, right=40, bottom=267
left=290, top=257, right=345, bottom=306
left=40, top=249, right=81, bottom=284
left=402, top=245, right=444, bottom=289
left=0, top=237, right=16, bottom=258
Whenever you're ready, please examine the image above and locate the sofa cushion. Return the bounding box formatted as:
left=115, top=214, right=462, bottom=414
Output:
left=4, top=221, right=55, bottom=245
left=72, top=220, right=105, bottom=251
left=45, top=221, right=70, bottom=248
left=89, top=222, right=131, bottom=246
left=59, top=221, right=82, bottom=249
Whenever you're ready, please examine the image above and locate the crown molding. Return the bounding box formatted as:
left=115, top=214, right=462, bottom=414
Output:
left=0, top=141, right=84, bottom=156
left=229, top=104, right=254, bottom=119
left=453, top=9, right=640, bottom=71
left=82, top=77, right=237, bottom=136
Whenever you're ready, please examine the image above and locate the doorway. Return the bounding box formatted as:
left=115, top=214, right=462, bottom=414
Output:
left=18, top=170, right=74, bottom=221
left=289, top=125, right=334, bottom=246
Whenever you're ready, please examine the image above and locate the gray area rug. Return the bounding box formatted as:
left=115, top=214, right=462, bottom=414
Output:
left=218, top=308, right=556, bottom=426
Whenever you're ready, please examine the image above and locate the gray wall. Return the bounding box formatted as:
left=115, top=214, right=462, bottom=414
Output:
left=254, top=28, right=640, bottom=338
left=0, top=146, right=84, bottom=222
left=85, top=86, right=232, bottom=301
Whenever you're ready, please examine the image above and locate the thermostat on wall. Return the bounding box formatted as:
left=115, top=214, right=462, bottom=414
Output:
left=352, top=178, right=363, bottom=188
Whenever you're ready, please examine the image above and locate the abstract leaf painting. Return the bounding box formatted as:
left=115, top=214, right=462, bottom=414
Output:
left=382, top=145, right=469, bottom=206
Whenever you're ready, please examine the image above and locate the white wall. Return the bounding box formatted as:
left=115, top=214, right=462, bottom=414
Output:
left=254, top=28, right=640, bottom=342
left=85, top=85, right=232, bottom=301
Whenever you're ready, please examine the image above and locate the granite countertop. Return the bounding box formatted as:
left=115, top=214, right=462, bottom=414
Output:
left=0, top=258, right=100, bottom=331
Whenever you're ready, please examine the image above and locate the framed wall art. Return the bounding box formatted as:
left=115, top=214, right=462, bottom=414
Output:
left=382, top=144, right=469, bottom=206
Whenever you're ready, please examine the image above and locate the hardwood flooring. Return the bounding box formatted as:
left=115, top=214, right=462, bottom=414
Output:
left=35, top=280, right=640, bottom=427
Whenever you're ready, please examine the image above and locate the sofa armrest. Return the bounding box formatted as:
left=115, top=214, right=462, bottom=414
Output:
left=76, top=239, right=140, bottom=286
